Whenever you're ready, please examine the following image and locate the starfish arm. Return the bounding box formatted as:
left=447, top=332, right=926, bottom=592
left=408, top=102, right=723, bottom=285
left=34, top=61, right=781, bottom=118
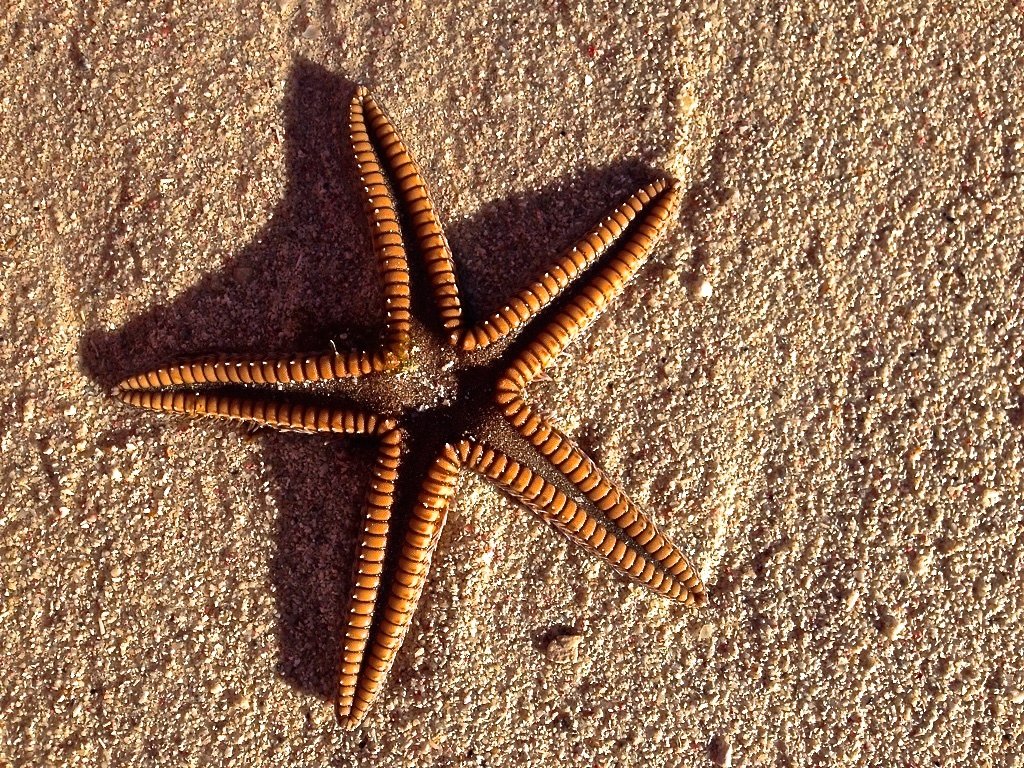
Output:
left=452, top=179, right=680, bottom=352
left=457, top=439, right=703, bottom=605
left=116, top=387, right=396, bottom=435
left=337, top=443, right=462, bottom=729
left=487, top=403, right=704, bottom=605
left=356, top=88, right=465, bottom=334
left=493, top=179, right=680, bottom=392
left=335, top=426, right=404, bottom=725
left=115, top=346, right=398, bottom=393
left=349, top=87, right=414, bottom=358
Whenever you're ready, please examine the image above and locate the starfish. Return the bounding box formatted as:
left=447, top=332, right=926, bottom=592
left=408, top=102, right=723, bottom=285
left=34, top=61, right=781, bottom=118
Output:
left=113, top=87, right=706, bottom=728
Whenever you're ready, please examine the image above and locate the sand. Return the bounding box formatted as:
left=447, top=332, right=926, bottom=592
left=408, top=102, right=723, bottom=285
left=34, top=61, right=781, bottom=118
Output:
left=2, top=1, right=1023, bottom=765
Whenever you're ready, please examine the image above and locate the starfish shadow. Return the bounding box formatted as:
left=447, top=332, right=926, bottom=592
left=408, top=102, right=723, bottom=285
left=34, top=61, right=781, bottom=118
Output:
left=80, top=59, right=671, bottom=702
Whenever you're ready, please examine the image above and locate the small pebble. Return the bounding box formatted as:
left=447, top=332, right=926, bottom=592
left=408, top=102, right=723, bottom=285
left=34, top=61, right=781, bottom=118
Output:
left=981, top=488, right=1001, bottom=508
left=909, top=552, right=930, bottom=575
left=973, top=576, right=989, bottom=601
left=1008, top=688, right=1024, bottom=705
left=710, top=735, right=732, bottom=767
left=695, top=278, right=713, bottom=299
left=678, top=92, right=698, bottom=115
left=880, top=612, right=905, bottom=641
left=936, top=536, right=958, bottom=554
left=843, top=588, right=860, bottom=611
left=544, top=631, right=583, bottom=663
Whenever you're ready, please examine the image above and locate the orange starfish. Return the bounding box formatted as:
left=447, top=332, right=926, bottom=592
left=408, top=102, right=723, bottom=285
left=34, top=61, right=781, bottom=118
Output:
left=114, top=87, right=705, bottom=728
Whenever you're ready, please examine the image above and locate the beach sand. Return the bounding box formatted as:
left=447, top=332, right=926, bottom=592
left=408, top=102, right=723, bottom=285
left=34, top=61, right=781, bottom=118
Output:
left=2, top=1, right=1022, bottom=765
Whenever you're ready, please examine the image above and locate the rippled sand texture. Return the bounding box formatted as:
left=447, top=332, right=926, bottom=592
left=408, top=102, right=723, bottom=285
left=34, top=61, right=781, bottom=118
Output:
left=2, top=2, right=1022, bottom=766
